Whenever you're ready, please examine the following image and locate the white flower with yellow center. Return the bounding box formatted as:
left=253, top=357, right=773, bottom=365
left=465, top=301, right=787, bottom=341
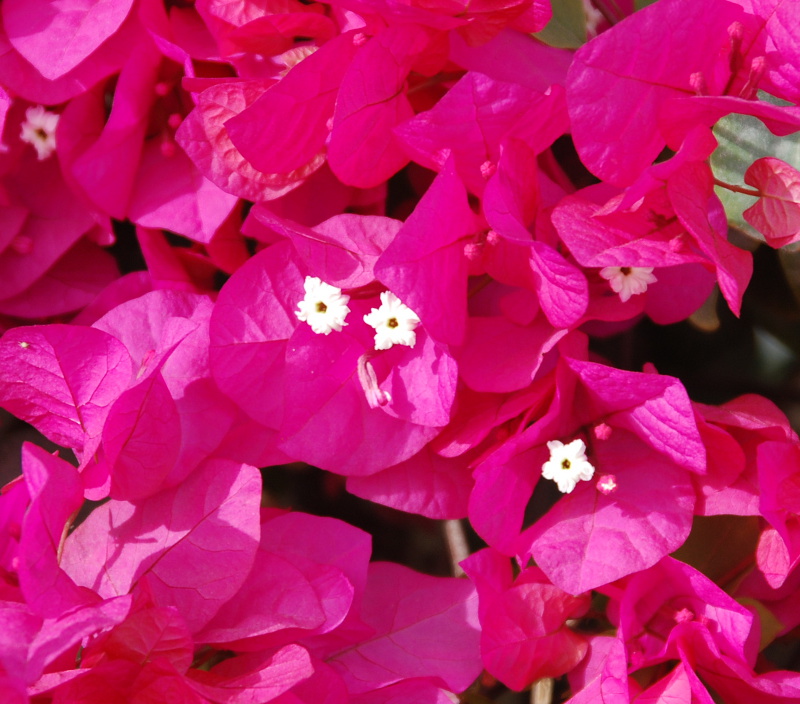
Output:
left=295, top=276, right=350, bottom=334
left=363, top=291, right=420, bottom=350
left=541, top=439, right=596, bottom=494
left=600, top=266, right=657, bottom=303
left=20, top=105, right=59, bottom=160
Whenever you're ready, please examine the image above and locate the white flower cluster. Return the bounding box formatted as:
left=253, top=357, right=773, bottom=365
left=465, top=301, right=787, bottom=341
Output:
left=295, top=278, right=421, bottom=351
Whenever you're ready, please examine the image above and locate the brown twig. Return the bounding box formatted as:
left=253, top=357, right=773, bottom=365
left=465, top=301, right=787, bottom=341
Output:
left=532, top=678, right=554, bottom=704
left=444, top=519, right=470, bottom=577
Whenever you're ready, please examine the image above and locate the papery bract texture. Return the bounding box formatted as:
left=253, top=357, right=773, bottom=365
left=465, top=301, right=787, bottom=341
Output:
left=61, top=459, right=261, bottom=634
left=0, top=156, right=98, bottom=301
left=227, top=32, right=360, bottom=176
left=740, top=0, right=800, bottom=103
left=26, top=594, right=134, bottom=684
left=57, top=38, right=160, bottom=220
left=19, top=444, right=98, bottom=618
left=328, top=25, right=436, bottom=188
left=102, top=366, right=182, bottom=501
left=524, top=429, right=696, bottom=594
left=566, top=636, right=629, bottom=704
left=0, top=240, right=120, bottom=320
left=346, top=447, right=473, bottom=519
left=94, top=290, right=238, bottom=488
left=187, top=644, right=315, bottom=704
left=349, top=679, right=459, bottom=704
left=210, top=241, right=304, bottom=430
left=278, top=318, right=441, bottom=475
left=480, top=567, right=590, bottom=690
left=3, top=0, right=135, bottom=80
left=757, top=440, right=800, bottom=587
left=667, top=162, right=752, bottom=316
left=328, top=562, right=481, bottom=693
left=0, top=325, right=132, bottom=454
left=396, top=72, right=567, bottom=196
left=616, top=556, right=758, bottom=669
left=0, top=13, right=140, bottom=104
left=198, top=512, right=371, bottom=649
left=256, top=210, right=400, bottom=290
left=567, top=0, right=743, bottom=185
left=743, top=157, right=800, bottom=247
left=375, top=158, right=475, bottom=346
left=458, top=315, right=565, bottom=393
left=128, top=142, right=239, bottom=244
left=93, top=603, right=194, bottom=673
left=177, top=79, right=314, bottom=203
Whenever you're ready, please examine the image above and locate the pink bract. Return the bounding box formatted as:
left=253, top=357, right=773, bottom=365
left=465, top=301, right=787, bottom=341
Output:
left=375, top=158, right=475, bottom=346
left=327, top=562, right=481, bottom=693
left=61, top=458, right=262, bottom=634
left=743, top=157, right=800, bottom=247
left=0, top=325, right=133, bottom=455
left=3, top=0, right=135, bottom=81
left=567, top=0, right=743, bottom=185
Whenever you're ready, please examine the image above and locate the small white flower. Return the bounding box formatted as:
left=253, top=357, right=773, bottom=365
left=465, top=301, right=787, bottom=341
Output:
left=19, top=105, right=60, bottom=160
left=599, top=266, right=657, bottom=303
left=541, top=439, right=596, bottom=494
left=363, top=291, right=420, bottom=351
left=295, top=276, right=350, bottom=335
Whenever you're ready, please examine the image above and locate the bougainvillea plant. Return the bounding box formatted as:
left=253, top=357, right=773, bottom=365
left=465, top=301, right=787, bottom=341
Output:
left=0, top=0, right=799, bottom=701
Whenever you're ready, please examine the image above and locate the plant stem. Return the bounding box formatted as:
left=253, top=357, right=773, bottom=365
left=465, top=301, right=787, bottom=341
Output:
left=444, top=520, right=470, bottom=577
left=713, top=178, right=761, bottom=197
left=593, top=0, right=624, bottom=24
left=532, top=678, right=554, bottom=704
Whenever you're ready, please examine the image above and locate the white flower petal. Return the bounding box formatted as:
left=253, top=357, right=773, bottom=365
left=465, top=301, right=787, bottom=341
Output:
left=363, top=291, right=420, bottom=351
left=295, top=276, right=350, bottom=335
left=599, top=266, right=657, bottom=303
left=541, top=438, right=596, bottom=494
left=20, top=105, right=59, bottom=160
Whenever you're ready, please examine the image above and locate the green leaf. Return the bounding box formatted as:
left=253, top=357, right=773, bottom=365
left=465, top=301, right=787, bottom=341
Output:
left=533, top=0, right=586, bottom=49
left=712, top=93, right=800, bottom=244
left=635, top=0, right=659, bottom=9
left=737, top=597, right=785, bottom=651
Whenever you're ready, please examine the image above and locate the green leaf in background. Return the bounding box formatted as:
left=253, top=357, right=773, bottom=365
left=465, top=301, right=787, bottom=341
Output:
left=712, top=93, right=800, bottom=308
left=712, top=93, right=800, bottom=244
left=635, top=0, right=658, bottom=9
left=737, top=597, right=785, bottom=652
left=533, top=0, right=586, bottom=49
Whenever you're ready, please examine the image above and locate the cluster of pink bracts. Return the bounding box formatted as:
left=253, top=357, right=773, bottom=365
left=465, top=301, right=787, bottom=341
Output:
left=1, top=0, right=800, bottom=701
